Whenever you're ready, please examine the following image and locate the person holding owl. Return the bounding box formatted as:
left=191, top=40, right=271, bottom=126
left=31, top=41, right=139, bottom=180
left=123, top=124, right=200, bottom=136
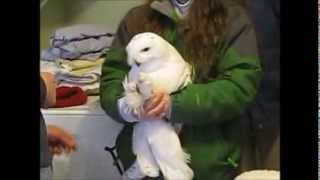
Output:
left=100, top=0, right=262, bottom=179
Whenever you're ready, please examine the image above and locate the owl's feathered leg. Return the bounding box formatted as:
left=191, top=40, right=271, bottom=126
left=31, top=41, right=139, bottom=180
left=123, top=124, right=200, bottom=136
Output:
left=123, top=123, right=160, bottom=180
left=146, top=122, right=194, bottom=180
left=122, top=161, right=146, bottom=180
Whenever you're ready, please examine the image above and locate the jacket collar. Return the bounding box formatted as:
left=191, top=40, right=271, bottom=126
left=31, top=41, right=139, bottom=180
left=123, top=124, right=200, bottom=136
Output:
left=150, top=0, right=181, bottom=22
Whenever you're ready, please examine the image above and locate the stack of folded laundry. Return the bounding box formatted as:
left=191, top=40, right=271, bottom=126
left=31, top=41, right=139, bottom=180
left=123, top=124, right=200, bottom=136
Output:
left=40, top=24, right=115, bottom=108
left=41, top=24, right=114, bottom=61
left=54, top=57, right=105, bottom=95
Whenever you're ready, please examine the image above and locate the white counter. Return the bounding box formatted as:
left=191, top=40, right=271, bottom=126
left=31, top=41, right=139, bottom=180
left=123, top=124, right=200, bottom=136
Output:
left=42, top=96, right=124, bottom=180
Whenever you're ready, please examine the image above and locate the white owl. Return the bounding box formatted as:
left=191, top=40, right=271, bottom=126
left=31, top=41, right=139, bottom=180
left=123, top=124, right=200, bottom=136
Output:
left=117, top=32, right=193, bottom=180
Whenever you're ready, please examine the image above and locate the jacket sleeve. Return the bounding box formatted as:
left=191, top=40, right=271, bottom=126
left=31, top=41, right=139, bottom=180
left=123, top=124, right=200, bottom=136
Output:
left=170, top=6, right=262, bottom=126
left=99, top=11, right=133, bottom=124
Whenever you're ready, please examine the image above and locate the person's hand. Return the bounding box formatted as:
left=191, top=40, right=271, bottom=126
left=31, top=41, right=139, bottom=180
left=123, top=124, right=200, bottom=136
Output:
left=47, top=125, right=77, bottom=155
left=40, top=72, right=57, bottom=107
left=140, top=89, right=171, bottom=120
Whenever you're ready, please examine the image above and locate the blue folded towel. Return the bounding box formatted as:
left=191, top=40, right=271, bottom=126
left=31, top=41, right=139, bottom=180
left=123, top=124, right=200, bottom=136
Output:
left=41, top=24, right=114, bottom=61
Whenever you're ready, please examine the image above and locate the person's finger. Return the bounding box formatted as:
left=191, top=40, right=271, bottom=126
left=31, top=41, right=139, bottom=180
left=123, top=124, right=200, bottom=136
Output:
left=69, top=142, right=77, bottom=151
left=61, top=135, right=76, bottom=150
left=49, top=147, right=54, bottom=154
left=60, top=145, right=70, bottom=154
left=150, top=93, right=169, bottom=113
left=145, top=93, right=166, bottom=113
left=58, top=146, right=64, bottom=155
left=52, top=147, right=58, bottom=154
left=71, top=144, right=77, bottom=152
left=62, top=135, right=73, bottom=146
left=150, top=104, right=165, bottom=118
left=158, top=101, right=170, bottom=118
left=64, top=146, right=71, bottom=154
left=138, top=106, right=143, bottom=118
left=144, top=92, right=164, bottom=112
left=65, top=134, right=77, bottom=151
left=71, top=139, right=77, bottom=151
left=147, top=97, right=168, bottom=117
left=137, top=107, right=145, bottom=120
left=53, top=138, right=65, bottom=150
left=69, top=135, right=77, bottom=150
left=48, top=136, right=59, bottom=145
left=52, top=146, right=62, bottom=155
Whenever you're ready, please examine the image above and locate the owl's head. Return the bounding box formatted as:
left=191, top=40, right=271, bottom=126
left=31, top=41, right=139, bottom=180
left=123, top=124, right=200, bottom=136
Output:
left=126, top=32, right=171, bottom=66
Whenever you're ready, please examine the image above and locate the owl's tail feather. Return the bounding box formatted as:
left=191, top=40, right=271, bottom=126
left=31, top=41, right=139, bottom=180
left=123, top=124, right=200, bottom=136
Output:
left=152, top=148, right=194, bottom=180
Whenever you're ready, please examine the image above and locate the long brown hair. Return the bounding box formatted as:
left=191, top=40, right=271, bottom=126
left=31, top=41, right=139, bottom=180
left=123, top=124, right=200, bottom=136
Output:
left=126, top=0, right=228, bottom=81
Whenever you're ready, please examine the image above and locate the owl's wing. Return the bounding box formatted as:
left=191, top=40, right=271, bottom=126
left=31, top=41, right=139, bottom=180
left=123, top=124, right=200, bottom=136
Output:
left=128, top=64, right=140, bottom=82
left=144, top=60, right=191, bottom=95
left=176, top=62, right=192, bottom=90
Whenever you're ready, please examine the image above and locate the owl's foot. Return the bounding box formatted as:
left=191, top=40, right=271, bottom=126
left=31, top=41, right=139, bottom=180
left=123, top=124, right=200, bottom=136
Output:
left=122, top=161, right=146, bottom=180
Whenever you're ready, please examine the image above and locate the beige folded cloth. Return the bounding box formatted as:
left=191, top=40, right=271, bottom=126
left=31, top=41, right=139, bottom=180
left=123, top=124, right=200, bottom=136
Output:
left=235, top=170, right=280, bottom=180
left=55, top=58, right=105, bottom=72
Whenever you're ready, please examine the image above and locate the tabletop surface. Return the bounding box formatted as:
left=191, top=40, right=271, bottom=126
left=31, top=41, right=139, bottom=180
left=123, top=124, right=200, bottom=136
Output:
left=41, top=96, right=107, bottom=115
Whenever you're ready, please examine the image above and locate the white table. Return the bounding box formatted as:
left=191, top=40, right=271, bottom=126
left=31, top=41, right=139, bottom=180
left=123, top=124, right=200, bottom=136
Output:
left=42, top=96, right=124, bottom=180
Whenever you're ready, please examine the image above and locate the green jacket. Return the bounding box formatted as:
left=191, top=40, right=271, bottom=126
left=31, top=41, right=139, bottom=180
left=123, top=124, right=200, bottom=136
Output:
left=100, top=0, right=262, bottom=179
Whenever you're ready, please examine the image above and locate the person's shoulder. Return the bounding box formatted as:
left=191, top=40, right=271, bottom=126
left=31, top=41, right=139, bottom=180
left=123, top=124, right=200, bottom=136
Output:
left=223, top=0, right=251, bottom=27
left=221, top=0, right=254, bottom=41
left=119, top=3, right=156, bottom=38
left=122, top=4, right=152, bottom=23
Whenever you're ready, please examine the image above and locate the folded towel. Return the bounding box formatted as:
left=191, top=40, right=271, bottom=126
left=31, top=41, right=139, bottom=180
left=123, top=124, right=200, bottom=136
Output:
left=55, top=58, right=104, bottom=72
left=41, top=60, right=102, bottom=75
left=41, top=40, right=111, bottom=61
left=52, top=24, right=114, bottom=42
left=54, top=86, right=87, bottom=108
left=58, top=82, right=100, bottom=96
left=56, top=71, right=100, bottom=85
left=40, top=60, right=60, bottom=74
left=235, top=170, right=280, bottom=180
left=40, top=59, right=102, bottom=94
left=41, top=42, right=110, bottom=61
left=41, top=24, right=114, bottom=61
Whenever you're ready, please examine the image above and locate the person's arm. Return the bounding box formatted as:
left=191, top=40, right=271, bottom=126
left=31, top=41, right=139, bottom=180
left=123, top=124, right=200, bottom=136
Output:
left=100, top=9, right=136, bottom=123
left=40, top=72, right=56, bottom=108
left=40, top=76, right=47, bottom=108
left=40, top=73, right=77, bottom=154
left=47, top=125, right=77, bottom=155
left=170, top=7, right=262, bottom=126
